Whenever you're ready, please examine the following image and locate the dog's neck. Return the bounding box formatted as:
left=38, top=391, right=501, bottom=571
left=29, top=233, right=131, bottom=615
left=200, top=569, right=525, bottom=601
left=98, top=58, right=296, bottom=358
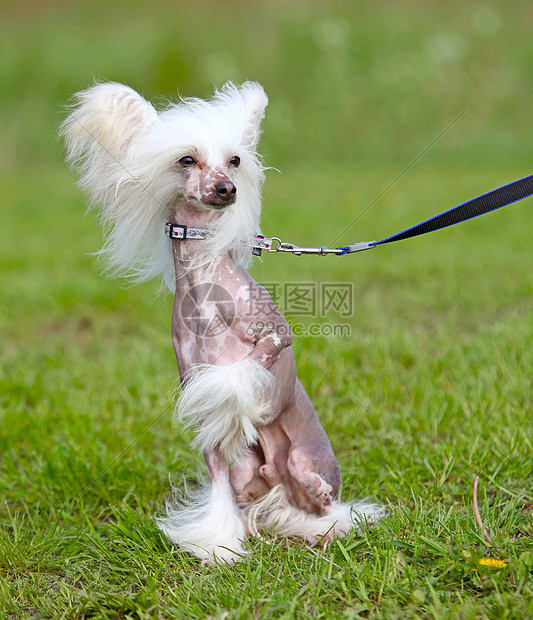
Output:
left=174, top=201, right=221, bottom=229
left=171, top=201, right=232, bottom=278
left=170, top=198, right=259, bottom=278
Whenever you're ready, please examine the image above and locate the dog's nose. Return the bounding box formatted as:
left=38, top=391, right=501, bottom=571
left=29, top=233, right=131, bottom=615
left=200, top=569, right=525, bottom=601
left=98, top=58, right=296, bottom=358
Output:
left=215, top=180, right=237, bottom=201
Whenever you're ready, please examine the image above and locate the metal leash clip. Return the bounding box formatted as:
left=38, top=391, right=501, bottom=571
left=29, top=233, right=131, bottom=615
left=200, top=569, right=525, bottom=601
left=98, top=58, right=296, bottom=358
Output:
left=267, top=237, right=344, bottom=256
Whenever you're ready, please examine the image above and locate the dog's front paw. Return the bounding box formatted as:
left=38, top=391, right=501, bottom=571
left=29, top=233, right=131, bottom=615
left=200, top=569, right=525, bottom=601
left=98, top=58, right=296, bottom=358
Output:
left=158, top=482, right=248, bottom=564
left=200, top=543, right=247, bottom=566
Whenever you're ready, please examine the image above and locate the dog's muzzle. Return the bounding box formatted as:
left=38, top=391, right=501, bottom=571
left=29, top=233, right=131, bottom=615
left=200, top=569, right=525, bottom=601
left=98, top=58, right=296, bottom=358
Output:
left=208, top=180, right=237, bottom=207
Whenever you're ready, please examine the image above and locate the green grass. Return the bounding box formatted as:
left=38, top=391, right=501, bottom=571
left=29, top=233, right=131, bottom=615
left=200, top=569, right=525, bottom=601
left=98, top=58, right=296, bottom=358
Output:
left=1, top=1, right=533, bottom=617
left=1, top=165, right=532, bottom=618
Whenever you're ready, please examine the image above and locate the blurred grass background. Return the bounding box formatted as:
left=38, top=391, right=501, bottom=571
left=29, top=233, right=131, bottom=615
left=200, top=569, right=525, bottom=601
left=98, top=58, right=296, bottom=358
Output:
left=2, top=0, right=533, bottom=171
left=1, top=0, right=532, bottom=617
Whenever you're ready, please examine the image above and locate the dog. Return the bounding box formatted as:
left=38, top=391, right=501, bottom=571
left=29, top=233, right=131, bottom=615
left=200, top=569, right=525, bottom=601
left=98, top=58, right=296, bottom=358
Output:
left=60, top=81, right=382, bottom=563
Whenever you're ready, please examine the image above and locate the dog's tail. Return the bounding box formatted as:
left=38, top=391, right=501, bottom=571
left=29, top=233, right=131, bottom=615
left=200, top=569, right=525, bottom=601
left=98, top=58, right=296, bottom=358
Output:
left=176, top=358, right=276, bottom=463
left=242, top=484, right=385, bottom=542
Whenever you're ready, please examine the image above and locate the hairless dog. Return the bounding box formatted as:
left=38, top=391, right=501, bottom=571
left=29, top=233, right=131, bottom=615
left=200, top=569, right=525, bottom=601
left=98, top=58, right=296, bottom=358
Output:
left=60, top=81, right=382, bottom=564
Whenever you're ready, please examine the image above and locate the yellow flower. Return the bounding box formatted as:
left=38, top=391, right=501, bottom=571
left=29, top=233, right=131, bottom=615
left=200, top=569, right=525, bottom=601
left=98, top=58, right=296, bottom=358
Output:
left=479, top=558, right=506, bottom=568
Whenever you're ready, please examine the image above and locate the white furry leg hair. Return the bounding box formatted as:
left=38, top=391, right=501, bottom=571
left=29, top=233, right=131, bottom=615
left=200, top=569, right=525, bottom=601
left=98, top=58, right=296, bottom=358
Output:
left=159, top=361, right=274, bottom=563
left=243, top=484, right=385, bottom=543
left=176, top=358, right=276, bottom=463
left=158, top=449, right=246, bottom=564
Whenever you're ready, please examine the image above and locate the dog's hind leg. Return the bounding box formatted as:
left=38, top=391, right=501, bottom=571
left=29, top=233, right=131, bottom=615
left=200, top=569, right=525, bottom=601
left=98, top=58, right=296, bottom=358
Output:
left=284, top=443, right=385, bottom=540
left=158, top=448, right=247, bottom=564
left=237, top=390, right=385, bottom=542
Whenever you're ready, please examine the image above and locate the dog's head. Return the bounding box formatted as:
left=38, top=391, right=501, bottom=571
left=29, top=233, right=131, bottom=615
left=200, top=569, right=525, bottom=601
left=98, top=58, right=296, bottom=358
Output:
left=156, top=82, right=268, bottom=212
left=60, top=82, right=269, bottom=285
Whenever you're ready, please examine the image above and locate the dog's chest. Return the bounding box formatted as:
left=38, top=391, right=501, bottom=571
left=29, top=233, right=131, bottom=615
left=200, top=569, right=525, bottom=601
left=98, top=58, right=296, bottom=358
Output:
left=171, top=255, right=270, bottom=374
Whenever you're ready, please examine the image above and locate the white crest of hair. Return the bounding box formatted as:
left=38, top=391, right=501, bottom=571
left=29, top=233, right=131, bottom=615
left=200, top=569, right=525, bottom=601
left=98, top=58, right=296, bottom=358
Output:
left=243, top=484, right=385, bottom=541
left=157, top=480, right=247, bottom=564
left=60, top=81, right=268, bottom=290
left=176, top=358, right=276, bottom=463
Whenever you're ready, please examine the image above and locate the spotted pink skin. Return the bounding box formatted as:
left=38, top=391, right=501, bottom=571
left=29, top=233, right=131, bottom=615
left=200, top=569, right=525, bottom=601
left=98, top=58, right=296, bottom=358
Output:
left=171, top=174, right=342, bottom=523
left=179, top=159, right=237, bottom=208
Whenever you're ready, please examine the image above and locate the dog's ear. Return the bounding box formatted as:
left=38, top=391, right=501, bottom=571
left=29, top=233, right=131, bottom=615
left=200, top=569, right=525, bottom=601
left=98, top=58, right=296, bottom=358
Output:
left=238, top=82, right=268, bottom=150
left=60, top=82, right=158, bottom=166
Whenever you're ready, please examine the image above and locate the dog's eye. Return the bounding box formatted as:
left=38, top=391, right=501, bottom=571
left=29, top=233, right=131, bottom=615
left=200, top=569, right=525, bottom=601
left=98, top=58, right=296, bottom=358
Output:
left=179, top=156, right=196, bottom=167
left=229, top=156, right=240, bottom=168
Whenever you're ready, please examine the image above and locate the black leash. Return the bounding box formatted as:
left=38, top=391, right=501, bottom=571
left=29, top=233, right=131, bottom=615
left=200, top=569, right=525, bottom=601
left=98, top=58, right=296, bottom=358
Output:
left=338, top=173, right=533, bottom=254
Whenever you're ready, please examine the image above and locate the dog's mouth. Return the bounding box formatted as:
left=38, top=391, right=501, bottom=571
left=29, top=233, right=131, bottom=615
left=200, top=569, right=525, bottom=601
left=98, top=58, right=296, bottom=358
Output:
left=182, top=198, right=236, bottom=214
left=207, top=195, right=237, bottom=209
left=181, top=171, right=237, bottom=210
left=183, top=179, right=237, bottom=211
left=185, top=193, right=237, bottom=210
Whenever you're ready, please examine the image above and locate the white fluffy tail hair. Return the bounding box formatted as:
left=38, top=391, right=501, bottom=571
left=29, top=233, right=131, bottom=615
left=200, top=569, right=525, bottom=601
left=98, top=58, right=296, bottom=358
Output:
left=242, top=484, right=385, bottom=542
left=59, top=81, right=269, bottom=289
left=158, top=480, right=247, bottom=565
left=176, top=358, right=276, bottom=463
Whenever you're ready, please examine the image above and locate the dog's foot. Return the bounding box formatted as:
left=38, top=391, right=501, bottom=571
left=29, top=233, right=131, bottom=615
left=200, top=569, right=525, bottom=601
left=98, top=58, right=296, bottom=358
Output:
left=241, top=484, right=384, bottom=542
left=349, top=501, right=387, bottom=527
left=158, top=483, right=247, bottom=564
left=317, top=500, right=386, bottom=542
left=200, top=543, right=246, bottom=566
